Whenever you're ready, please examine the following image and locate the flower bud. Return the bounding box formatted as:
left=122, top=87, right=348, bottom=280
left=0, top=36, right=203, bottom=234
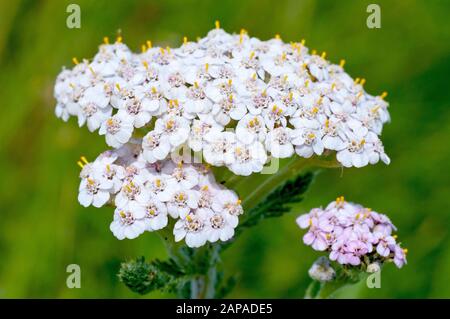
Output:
left=308, top=256, right=336, bottom=282
left=367, top=262, right=381, bottom=273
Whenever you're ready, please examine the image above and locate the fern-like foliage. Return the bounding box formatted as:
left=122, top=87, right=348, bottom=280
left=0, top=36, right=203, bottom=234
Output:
left=118, top=257, right=187, bottom=295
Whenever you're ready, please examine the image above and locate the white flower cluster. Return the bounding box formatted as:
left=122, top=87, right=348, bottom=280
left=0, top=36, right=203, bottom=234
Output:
left=54, top=23, right=390, bottom=174
left=77, top=143, right=243, bottom=247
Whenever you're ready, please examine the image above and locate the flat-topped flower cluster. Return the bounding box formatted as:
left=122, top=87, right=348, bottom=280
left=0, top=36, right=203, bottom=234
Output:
left=77, top=143, right=243, bottom=247
left=54, top=24, right=391, bottom=176
left=297, top=197, right=407, bottom=268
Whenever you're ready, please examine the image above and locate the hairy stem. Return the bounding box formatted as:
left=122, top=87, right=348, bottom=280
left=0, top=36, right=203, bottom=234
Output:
left=315, top=280, right=351, bottom=299
left=242, top=157, right=310, bottom=210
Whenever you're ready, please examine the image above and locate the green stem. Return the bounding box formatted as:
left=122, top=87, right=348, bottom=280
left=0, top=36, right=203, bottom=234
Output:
left=190, top=276, right=204, bottom=299
left=242, top=157, right=310, bottom=210
left=202, top=246, right=220, bottom=299
left=157, top=223, right=190, bottom=267
left=304, top=280, right=321, bottom=299
left=314, top=271, right=368, bottom=299
left=315, top=280, right=351, bottom=299
left=158, top=226, right=221, bottom=299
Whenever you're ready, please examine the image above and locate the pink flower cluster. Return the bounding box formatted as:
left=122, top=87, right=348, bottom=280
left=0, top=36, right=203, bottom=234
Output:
left=297, top=197, right=407, bottom=268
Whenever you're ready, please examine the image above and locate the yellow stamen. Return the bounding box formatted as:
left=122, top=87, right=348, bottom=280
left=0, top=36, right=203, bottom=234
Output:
left=275, top=33, right=281, bottom=40
left=339, top=59, right=346, bottom=68
left=360, top=78, right=366, bottom=86
left=77, top=161, right=84, bottom=169
left=141, top=44, right=147, bottom=53
left=321, top=51, right=327, bottom=59
left=186, top=214, right=192, bottom=222
left=331, top=83, right=336, bottom=90
left=72, top=57, right=79, bottom=65
left=183, top=36, right=188, bottom=44
left=304, top=79, right=310, bottom=87
left=371, top=105, right=381, bottom=113
left=194, top=81, right=199, bottom=88
left=115, top=83, right=121, bottom=91
left=146, top=40, right=152, bottom=49
left=311, top=49, right=317, bottom=55
left=215, top=20, right=220, bottom=29
left=166, top=119, right=175, bottom=129
left=236, top=199, right=242, bottom=205
left=80, top=156, right=88, bottom=164
left=300, top=39, right=306, bottom=46
left=403, top=248, right=408, bottom=254
left=336, top=196, right=345, bottom=203
left=380, top=91, right=388, bottom=99
left=116, top=35, right=122, bottom=43
left=151, top=86, right=157, bottom=94
left=205, top=63, right=209, bottom=72
left=103, top=36, right=109, bottom=44
left=249, top=51, right=255, bottom=59
left=354, top=77, right=361, bottom=84
left=155, top=179, right=161, bottom=187
left=142, top=61, right=149, bottom=69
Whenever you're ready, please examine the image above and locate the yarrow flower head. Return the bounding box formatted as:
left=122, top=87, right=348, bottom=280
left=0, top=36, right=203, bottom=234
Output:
left=76, top=144, right=243, bottom=248
left=54, top=23, right=400, bottom=298
left=297, top=197, right=407, bottom=269
left=55, top=25, right=391, bottom=177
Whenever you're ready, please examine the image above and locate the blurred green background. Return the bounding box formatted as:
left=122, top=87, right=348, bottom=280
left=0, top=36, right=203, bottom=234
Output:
left=0, top=0, right=449, bottom=298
